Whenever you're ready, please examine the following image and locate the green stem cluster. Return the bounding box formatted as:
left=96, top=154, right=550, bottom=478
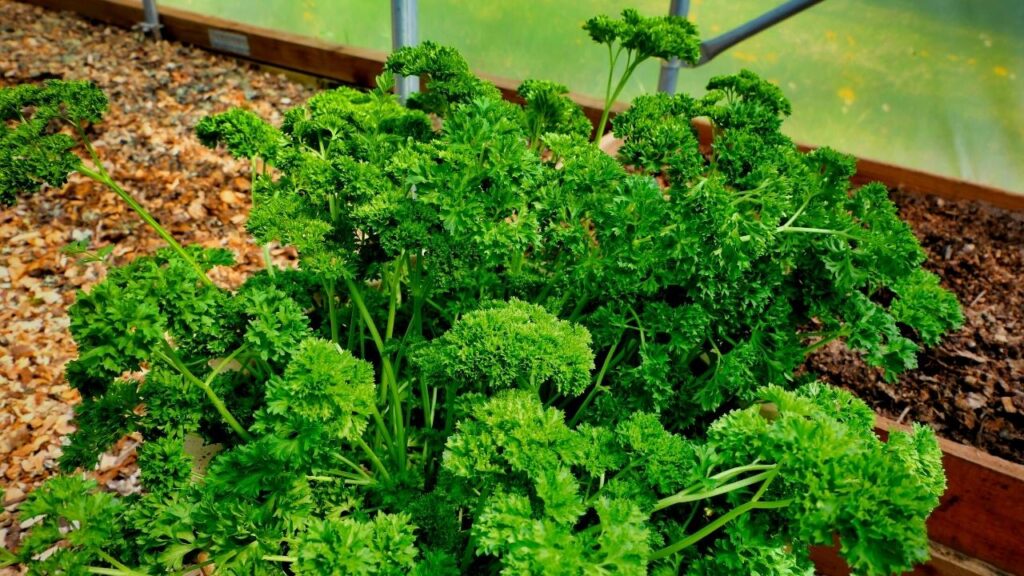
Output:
left=651, top=466, right=791, bottom=560
left=156, top=343, right=253, bottom=442
left=69, top=123, right=213, bottom=286
left=571, top=463, right=791, bottom=562
left=594, top=45, right=644, bottom=142
left=321, top=253, right=431, bottom=478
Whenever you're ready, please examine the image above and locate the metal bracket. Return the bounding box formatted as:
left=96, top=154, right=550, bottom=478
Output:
left=138, top=0, right=162, bottom=40
left=658, top=0, right=825, bottom=94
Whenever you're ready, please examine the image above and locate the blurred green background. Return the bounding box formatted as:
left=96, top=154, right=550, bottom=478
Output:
left=162, top=0, right=1024, bottom=193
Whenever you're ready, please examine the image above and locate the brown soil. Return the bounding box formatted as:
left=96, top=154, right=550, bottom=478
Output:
left=807, top=191, right=1024, bottom=464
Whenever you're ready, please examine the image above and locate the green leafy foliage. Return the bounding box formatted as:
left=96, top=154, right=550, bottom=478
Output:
left=612, top=92, right=703, bottom=182
left=583, top=8, right=701, bottom=64
left=0, top=80, right=106, bottom=205
left=16, top=477, right=124, bottom=573
left=195, top=107, right=285, bottom=161
left=517, top=79, right=593, bottom=144
left=416, top=299, right=595, bottom=397
left=255, top=338, right=377, bottom=464
left=702, top=384, right=945, bottom=575
left=12, top=14, right=962, bottom=576
left=295, top=513, right=419, bottom=575
left=584, top=8, right=701, bottom=138
left=385, top=40, right=501, bottom=115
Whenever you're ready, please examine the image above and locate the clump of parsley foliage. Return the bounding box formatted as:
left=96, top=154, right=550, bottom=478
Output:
left=2, top=9, right=962, bottom=575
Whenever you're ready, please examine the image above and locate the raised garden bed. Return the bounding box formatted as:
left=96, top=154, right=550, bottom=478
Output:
left=4, top=1, right=1023, bottom=574
left=809, top=192, right=1024, bottom=575
left=810, top=191, right=1024, bottom=466
left=597, top=137, right=1024, bottom=575
left=812, top=417, right=1024, bottom=576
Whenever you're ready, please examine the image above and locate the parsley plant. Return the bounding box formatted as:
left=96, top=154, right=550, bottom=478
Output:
left=2, top=10, right=962, bottom=575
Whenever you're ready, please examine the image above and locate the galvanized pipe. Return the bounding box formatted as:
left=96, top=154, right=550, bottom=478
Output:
left=657, top=0, right=691, bottom=94
left=391, top=0, right=420, bottom=103
left=698, top=0, right=824, bottom=65
left=141, top=0, right=161, bottom=40
left=657, top=0, right=825, bottom=94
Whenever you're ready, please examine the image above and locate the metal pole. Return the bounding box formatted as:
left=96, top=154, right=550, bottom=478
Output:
left=698, top=0, right=824, bottom=64
left=657, top=0, right=690, bottom=94
left=141, top=0, right=161, bottom=40
left=658, top=0, right=824, bottom=93
left=391, top=0, right=420, bottom=103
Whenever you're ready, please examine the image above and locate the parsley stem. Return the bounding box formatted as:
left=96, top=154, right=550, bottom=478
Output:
left=95, top=552, right=145, bottom=576
left=87, top=568, right=143, bottom=576
left=596, top=51, right=642, bottom=142
left=334, top=453, right=375, bottom=480
left=157, top=345, right=253, bottom=442
left=595, top=45, right=626, bottom=142
left=207, top=343, right=249, bottom=383
left=776, top=226, right=858, bottom=240
left=653, top=469, right=774, bottom=511
left=709, top=462, right=775, bottom=481
left=345, top=276, right=405, bottom=471
left=649, top=498, right=793, bottom=560
left=569, top=333, right=621, bottom=427
left=386, top=253, right=405, bottom=342
left=392, top=291, right=422, bottom=381
left=309, top=471, right=378, bottom=483
left=263, top=555, right=296, bottom=563
left=368, top=401, right=396, bottom=449
left=261, top=243, right=275, bottom=277
left=345, top=277, right=397, bottom=393
left=679, top=500, right=701, bottom=534
left=75, top=162, right=213, bottom=288
left=651, top=468, right=790, bottom=560
left=355, top=436, right=392, bottom=481
left=778, top=191, right=816, bottom=229
left=419, top=376, right=433, bottom=465
left=802, top=327, right=850, bottom=356
left=323, top=281, right=341, bottom=344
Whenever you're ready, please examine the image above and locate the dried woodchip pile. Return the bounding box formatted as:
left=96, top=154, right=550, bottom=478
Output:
left=0, top=0, right=312, bottom=556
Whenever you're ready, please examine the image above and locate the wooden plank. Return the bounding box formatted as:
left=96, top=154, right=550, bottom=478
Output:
left=20, top=0, right=1023, bottom=210
left=851, top=157, right=1024, bottom=212
left=811, top=541, right=1013, bottom=576
left=20, top=0, right=141, bottom=28
left=812, top=415, right=1024, bottom=576
left=874, top=417, right=1024, bottom=575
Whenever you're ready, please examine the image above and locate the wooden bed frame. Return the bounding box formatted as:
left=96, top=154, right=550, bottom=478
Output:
left=18, top=1, right=1024, bottom=573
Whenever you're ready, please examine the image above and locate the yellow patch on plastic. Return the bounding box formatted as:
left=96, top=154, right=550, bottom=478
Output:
left=837, top=87, right=856, bottom=106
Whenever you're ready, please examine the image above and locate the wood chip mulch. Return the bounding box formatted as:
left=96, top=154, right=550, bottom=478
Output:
left=0, top=0, right=312, bottom=558
left=808, top=191, right=1024, bottom=464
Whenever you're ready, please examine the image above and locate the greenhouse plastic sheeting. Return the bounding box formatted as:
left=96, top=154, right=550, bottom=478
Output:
left=161, top=0, right=1024, bottom=194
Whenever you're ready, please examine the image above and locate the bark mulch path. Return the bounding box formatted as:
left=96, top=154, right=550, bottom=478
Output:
left=0, top=0, right=311, bottom=558
left=808, top=191, right=1024, bottom=464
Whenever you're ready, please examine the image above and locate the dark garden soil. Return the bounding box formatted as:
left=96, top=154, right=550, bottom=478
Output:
left=1, top=0, right=1023, bottom=560
left=807, top=191, right=1024, bottom=464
